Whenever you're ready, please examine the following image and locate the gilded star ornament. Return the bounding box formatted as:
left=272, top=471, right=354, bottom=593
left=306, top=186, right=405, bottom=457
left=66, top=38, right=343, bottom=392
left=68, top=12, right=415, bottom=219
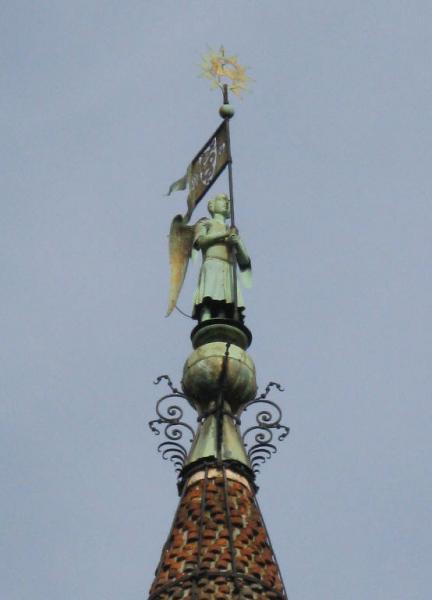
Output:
left=199, top=46, right=253, bottom=98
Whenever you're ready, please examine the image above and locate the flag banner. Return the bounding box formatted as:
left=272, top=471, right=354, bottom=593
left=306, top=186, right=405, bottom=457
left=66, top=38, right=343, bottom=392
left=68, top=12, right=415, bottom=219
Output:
left=167, top=174, right=188, bottom=196
left=167, top=121, right=230, bottom=221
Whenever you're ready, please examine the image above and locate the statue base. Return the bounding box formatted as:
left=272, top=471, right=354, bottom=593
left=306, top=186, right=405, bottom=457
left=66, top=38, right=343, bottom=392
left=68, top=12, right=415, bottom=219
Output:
left=191, top=318, right=252, bottom=350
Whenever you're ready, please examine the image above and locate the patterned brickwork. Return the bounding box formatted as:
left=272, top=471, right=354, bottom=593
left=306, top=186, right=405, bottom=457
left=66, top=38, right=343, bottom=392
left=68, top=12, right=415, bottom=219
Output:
left=148, top=467, right=287, bottom=599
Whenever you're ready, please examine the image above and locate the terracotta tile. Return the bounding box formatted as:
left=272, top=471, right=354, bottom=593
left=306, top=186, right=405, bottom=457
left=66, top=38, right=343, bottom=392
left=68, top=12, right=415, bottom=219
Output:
left=148, top=469, right=286, bottom=599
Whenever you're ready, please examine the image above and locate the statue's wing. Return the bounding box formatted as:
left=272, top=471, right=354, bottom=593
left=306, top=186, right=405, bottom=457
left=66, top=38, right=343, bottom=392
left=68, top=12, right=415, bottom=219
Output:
left=166, top=215, right=195, bottom=316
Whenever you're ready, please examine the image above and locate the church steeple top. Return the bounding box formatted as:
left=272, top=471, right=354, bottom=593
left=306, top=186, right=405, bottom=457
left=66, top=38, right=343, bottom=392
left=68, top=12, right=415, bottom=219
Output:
left=148, top=49, right=290, bottom=599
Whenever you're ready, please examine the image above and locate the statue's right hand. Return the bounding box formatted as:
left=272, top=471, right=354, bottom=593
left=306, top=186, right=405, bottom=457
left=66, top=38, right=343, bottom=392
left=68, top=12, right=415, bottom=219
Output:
left=227, top=232, right=239, bottom=245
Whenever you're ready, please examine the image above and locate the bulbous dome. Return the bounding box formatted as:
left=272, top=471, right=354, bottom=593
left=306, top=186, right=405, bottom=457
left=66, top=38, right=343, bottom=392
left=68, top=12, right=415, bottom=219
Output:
left=182, top=341, right=257, bottom=415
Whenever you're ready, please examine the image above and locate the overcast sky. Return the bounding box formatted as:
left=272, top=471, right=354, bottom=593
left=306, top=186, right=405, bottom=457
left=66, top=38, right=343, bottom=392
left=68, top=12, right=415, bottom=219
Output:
left=1, top=2, right=431, bottom=599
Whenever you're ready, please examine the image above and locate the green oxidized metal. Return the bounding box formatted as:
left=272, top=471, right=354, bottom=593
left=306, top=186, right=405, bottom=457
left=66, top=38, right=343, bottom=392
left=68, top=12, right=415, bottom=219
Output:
left=182, top=341, right=257, bottom=416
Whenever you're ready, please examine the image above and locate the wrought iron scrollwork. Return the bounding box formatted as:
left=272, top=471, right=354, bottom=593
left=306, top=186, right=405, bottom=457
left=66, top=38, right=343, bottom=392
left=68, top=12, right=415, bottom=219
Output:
left=241, top=382, right=290, bottom=474
left=149, top=376, right=196, bottom=473
left=153, top=374, right=181, bottom=394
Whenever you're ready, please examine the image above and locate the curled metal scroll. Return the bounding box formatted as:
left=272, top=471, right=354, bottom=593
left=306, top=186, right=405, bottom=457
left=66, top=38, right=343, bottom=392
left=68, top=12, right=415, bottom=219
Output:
left=241, top=382, right=290, bottom=474
left=149, top=375, right=196, bottom=473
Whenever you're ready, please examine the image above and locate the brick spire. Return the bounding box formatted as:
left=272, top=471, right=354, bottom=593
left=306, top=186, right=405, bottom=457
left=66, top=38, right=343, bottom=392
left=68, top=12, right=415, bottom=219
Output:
left=148, top=463, right=287, bottom=599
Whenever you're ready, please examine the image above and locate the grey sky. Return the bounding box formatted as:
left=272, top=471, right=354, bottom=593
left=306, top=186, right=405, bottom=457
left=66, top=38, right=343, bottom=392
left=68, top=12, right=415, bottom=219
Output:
left=1, top=2, right=431, bottom=599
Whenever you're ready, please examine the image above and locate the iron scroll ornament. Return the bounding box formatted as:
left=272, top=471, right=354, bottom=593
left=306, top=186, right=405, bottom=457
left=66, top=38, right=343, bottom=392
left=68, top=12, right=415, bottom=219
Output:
left=148, top=375, right=196, bottom=473
left=241, top=382, right=290, bottom=474
left=149, top=377, right=290, bottom=476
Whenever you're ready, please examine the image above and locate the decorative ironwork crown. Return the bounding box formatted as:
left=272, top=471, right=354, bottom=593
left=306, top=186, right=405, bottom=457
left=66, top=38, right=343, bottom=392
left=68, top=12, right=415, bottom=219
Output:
left=149, top=375, right=289, bottom=477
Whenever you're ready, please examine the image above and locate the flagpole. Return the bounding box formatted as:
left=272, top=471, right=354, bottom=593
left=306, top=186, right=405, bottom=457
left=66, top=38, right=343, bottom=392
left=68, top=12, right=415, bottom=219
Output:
left=221, top=84, right=239, bottom=320
left=222, top=85, right=236, bottom=228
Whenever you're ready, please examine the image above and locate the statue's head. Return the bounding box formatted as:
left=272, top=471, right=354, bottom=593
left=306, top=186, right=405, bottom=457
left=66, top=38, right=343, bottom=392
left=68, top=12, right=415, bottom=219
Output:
left=208, top=194, right=230, bottom=218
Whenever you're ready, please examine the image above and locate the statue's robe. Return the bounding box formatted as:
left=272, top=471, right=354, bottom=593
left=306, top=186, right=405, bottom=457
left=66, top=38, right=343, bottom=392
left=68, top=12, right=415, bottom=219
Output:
left=192, top=218, right=245, bottom=318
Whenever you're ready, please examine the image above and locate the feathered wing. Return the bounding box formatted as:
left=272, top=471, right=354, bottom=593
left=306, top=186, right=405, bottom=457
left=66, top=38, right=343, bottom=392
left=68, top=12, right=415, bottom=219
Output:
left=166, top=215, right=195, bottom=316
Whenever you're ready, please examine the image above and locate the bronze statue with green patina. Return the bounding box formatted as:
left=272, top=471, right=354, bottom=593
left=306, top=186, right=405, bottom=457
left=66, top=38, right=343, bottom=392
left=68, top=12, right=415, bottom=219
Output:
left=166, top=48, right=254, bottom=324
left=166, top=194, right=251, bottom=322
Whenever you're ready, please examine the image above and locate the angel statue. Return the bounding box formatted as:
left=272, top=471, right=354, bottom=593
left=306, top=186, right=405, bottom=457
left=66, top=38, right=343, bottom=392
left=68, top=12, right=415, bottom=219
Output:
left=166, top=194, right=251, bottom=322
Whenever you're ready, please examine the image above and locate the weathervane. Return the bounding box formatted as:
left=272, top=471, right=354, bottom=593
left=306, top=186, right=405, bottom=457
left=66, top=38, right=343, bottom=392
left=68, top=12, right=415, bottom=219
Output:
left=166, top=47, right=253, bottom=322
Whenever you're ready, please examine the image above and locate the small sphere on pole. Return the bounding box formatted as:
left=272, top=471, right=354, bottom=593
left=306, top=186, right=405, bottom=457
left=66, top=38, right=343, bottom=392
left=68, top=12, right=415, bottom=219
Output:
left=219, top=103, right=235, bottom=119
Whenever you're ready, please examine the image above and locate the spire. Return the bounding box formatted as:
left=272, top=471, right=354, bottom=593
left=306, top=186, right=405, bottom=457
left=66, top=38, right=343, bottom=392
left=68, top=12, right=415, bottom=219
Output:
left=148, top=49, right=290, bottom=599
left=148, top=466, right=286, bottom=599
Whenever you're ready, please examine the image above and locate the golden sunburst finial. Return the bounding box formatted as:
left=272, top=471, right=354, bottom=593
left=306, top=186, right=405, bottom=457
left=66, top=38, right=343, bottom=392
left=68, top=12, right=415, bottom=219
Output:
left=199, top=46, right=253, bottom=98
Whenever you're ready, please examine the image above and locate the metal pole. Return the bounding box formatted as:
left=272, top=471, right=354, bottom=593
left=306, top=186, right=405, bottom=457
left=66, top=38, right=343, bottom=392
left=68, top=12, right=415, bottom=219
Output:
left=222, top=84, right=239, bottom=320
